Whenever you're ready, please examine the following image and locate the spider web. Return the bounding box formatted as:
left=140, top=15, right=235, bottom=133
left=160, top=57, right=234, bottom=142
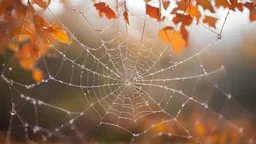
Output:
left=1, top=0, right=255, bottom=143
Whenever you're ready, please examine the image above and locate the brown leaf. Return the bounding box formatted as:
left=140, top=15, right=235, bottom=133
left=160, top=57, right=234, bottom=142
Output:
left=180, top=25, right=189, bottom=43
left=33, top=0, right=51, bottom=9
left=230, top=0, right=243, bottom=11
left=146, top=4, right=161, bottom=21
left=123, top=11, right=129, bottom=25
left=32, top=68, right=44, bottom=83
left=203, top=16, right=217, bottom=28
left=196, top=0, right=215, bottom=13
left=215, top=0, right=230, bottom=8
left=173, top=14, right=193, bottom=26
left=94, top=2, right=116, bottom=20
left=245, top=2, right=256, bottom=22
left=159, top=27, right=186, bottom=54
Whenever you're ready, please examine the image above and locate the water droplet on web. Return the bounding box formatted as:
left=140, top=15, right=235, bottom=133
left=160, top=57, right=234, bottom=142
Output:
left=217, top=34, right=222, bottom=40
left=8, top=67, right=12, bottom=71
left=95, top=28, right=104, bottom=33
left=10, top=109, right=16, bottom=116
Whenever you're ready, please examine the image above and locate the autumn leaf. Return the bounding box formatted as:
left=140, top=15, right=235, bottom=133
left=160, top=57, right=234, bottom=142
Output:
left=123, top=1, right=129, bottom=25
left=203, top=16, right=217, bottom=28
left=94, top=2, right=116, bottom=20
left=10, top=26, right=35, bottom=42
left=159, top=27, right=186, bottom=54
left=17, top=42, right=40, bottom=70
left=173, top=14, right=193, bottom=26
left=123, top=11, right=129, bottom=25
left=186, top=4, right=201, bottom=23
left=32, top=68, right=44, bottom=83
left=180, top=25, right=189, bottom=43
left=196, top=0, right=215, bottom=13
left=244, top=2, right=256, bottom=22
left=17, top=42, right=40, bottom=60
left=33, top=0, right=51, bottom=9
left=215, top=0, right=230, bottom=8
left=146, top=4, right=161, bottom=21
left=230, top=0, right=243, bottom=12
left=34, top=14, right=50, bottom=29
left=45, top=23, right=70, bottom=44
left=20, top=57, right=36, bottom=70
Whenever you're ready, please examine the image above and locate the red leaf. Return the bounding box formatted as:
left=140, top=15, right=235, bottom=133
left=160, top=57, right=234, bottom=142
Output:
left=94, top=2, right=116, bottom=20
left=146, top=4, right=161, bottom=21
left=196, top=0, right=215, bottom=13
left=245, top=2, right=256, bottom=22
left=123, top=11, right=129, bottom=25
left=173, top=14, right=193, bottom=26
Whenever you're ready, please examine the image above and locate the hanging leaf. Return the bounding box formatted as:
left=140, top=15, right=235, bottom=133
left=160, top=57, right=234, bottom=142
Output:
left=215, top=0, right=230, bottom=8
left=94, top=2, right=116, bottom=20
left=146, top=4, right=161, bottom=21
left=159, top=27, right=186, bottom=54
left=203, top=16, right=217, bottom=28
left=45, top=23, right=70, bottom=44
left=33, top=0, right=51, bottom=9
left=32, top=68, right=44, bottom=83
left=186, top=4, right=201, bottom=23
left=173, top=14, right=193, bottom=26
left=230, top=0, right=243, bottom=12
left=34, top=14, right=50, bottom=29
left=196, top=0, right=215, bottom=13
left=123, top=11, right=129, bottom=25
left=180, top=25, right=189, bottom=44
left=245, top=2, right=256, bottom=22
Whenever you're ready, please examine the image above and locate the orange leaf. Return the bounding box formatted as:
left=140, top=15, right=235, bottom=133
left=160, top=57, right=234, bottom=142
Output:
left=186, top=4, right=201, bottom=23
left=94, top=2, right=116, bottom=20
left=159, top=27, right=186, bottom=54
left=33, top=0, right=51, bottom=9
left=34, top=14, right=49, bottom=29
left=245, top=2, right=256, bottom=22
left=146, top=4, right=161, bottom=21
left=123, top=11, right=129, bottom=25
left=32, top=68, right=44, bottom=83
left=173, top=14, right=193, bottom=26
left=46, top=24, right=70, bottom=44
left=20, top=57, right=35, bottom=70
left=17, top=42, right=40, bottom=60
left=230, top=0, right=243, bottom=11
left=203, top=16, right=217, bottom=28
left=215, top=0, right=230, bottom=8
left=196, top=0, right=215, bottom=13
left=22, top=28, right=35, bottom=42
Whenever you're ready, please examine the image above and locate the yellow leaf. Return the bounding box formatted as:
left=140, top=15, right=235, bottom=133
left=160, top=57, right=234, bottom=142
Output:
left=46, top=24, right=70, bottom=44
left=159, top=27, right=186, bottom=54
left=52, top=30, right=70, bottom=44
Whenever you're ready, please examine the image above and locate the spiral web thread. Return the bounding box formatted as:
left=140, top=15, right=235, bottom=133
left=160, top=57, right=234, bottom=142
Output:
left=1, top=0, right=255, bottom=143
